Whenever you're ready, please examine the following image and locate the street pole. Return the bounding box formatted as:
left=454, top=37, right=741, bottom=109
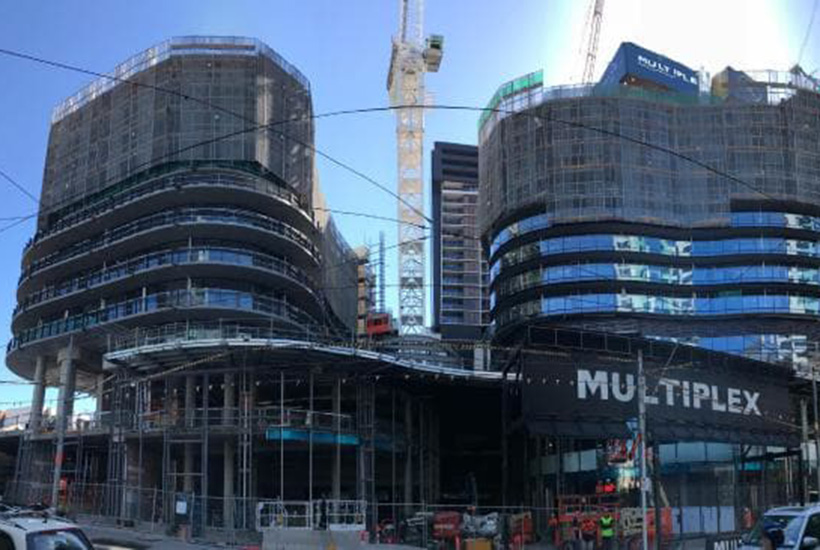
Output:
left=638, top=348, right=649, bottom=550
left=812, top=365, right=820, bottom=502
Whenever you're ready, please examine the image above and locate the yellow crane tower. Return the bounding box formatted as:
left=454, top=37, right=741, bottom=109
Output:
left=386, top=0, right=443, bottom=335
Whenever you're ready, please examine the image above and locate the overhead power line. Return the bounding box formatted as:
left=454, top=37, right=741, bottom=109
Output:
left=3, top=46, right=787, bottom=224
left=0, top=40, right=788, bottom=225
left=0, top=214, right=36, bottom=235
left=0, top=168, right=38, bottom=204
left=0, top=46, right=430, bottom=224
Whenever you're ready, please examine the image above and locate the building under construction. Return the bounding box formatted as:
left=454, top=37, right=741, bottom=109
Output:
left=0, top=36, right=508, bottom=544
left=1, top=34, right=819, bottom=548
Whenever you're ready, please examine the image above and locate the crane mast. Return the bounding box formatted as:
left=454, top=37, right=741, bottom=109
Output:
left=387, top=0, right=443, bottom=335
left=581, top=0, right=605, bottom=84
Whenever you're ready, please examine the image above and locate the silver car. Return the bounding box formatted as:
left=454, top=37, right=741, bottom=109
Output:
left=742, top=506, right=820, bottom=550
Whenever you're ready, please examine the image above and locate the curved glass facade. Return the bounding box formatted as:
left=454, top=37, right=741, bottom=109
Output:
left=492, top=233, right=820, bottom=275
left=487, top=208, right=820, bottom=365
left=494, top=263, right=820, bottom=299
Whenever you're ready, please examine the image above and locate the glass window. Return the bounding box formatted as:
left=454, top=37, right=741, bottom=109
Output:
left=27, top=529, right=94, bottom=550
left=804, top=514, right=820, bottom=541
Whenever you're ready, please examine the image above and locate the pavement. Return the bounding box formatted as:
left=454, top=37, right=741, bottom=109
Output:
left=75, top=517, right=713, bottom=550
left=77, top=517, right=241, bottom=550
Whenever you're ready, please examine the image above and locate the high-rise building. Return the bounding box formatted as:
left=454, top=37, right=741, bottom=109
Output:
left=476, top=41, right=816, bottom=526
left=480, top=42, right=820, bottom=371
left=7, top=35, right=359, bottom=504
left=431, top=142, right=487, bottom=344
left=10, top=37, right=358, bottom=379
left=3, top=39, right=508, bottom=537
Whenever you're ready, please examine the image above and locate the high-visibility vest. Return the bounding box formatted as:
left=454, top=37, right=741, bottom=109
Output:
left=600, top=515, right=615, bottom=538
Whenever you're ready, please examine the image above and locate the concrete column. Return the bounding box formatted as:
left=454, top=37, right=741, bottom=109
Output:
left=185, top=375, right=196, bottom=428
left=244, top=372, right=257, bottom=501
left=184, top=375, right=196, bottom=493
left=332, top=379, right=341, bottom=500
left=165, top=378, right=177, bottom=426
left=223, top=373, right=235, bottom=426
left=51, top=342, right=78, bottom=507
left=223, top=440, right=235, bottom=529
left=404, top=396, right=413, bottom=508
left=29, top=356, right=46, bottom=433
left=95, top=373, right=105, bottom=414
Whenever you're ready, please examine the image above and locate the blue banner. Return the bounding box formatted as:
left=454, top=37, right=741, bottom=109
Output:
left=599, top=42, right=699, bottom=95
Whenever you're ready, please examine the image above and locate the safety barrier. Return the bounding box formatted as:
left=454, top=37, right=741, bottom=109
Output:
left=256, top=501, right=313, bottom=530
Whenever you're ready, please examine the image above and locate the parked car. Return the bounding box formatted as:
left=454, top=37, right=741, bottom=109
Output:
left=742, top=506, right=820, bottom=550
left=0, top=506, right=94, bottom=550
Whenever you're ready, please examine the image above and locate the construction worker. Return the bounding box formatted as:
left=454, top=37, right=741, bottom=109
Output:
left=599, top=511, right=615, bottom=550
left=580, top=514, right=597, bottom=550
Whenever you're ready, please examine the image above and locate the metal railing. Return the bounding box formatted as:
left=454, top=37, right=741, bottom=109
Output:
left=255, top=500, right=366, bottom=531
left=134, top=406, right=355, bottom=433
left=325, top=500, right=367, bottom=531
left=0, top=411, right=111, bottom=435
left=30, top=167, right=306, bottom=250
left=52, top=36, right=310, bottom=123
left=10, top=288, right=320, bottom=351
left=16, top=246, right=317, bottom=317
left=256, top=501, right=313, bottom=530
left=24, top=207, right=318, bottom=279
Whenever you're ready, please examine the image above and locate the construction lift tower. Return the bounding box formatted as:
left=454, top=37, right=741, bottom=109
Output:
left=387, top=0, right=443, bottom=335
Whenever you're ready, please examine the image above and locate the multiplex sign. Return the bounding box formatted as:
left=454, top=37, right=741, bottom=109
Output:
left=635, top=52, right=698, bottom=88
left=521, top=349, right=796, bottom=444
left=577, top=369, right=761, bottom=416
left=598, top=42, right=699, bottom=96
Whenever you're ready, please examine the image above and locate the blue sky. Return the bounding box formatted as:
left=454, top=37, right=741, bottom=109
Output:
left=0, top=0, right=816, bottom=407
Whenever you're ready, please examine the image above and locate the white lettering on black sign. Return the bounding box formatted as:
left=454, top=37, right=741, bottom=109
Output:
left=636, top=54, right=698, bottom=85
left=577, top=370, right=761, bottom=416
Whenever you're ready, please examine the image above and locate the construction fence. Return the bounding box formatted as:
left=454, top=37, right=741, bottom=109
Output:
left=1, top=480, right=792, bottom=548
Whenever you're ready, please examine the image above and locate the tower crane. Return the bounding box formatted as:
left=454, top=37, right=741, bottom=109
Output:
left=581, top=0, right=605, bottom=84
left=387, top=0, right=443, bottom=335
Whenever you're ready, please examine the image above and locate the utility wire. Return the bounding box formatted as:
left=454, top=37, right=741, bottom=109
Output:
left=0, top=45, right=791, bottom=221
left=0, top=47, right=430, bottom=224
left=1, top=100, right=785, bottom=234
left=0, top=214, right=36, bottom=235
left=313, top=207, right=426, bottom=229
left=0, top=168, right=39, bottom=204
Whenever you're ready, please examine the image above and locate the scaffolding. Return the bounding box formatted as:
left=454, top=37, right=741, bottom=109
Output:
left=4, top=347, right=459, bottom=541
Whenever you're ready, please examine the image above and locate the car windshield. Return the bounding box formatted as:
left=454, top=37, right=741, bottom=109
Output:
left=26, top=529, right=94, bottom=550
left=745, top=515, right=805, bottom=548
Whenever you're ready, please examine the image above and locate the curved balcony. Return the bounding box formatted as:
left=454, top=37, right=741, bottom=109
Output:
left=491, top=234, right=820, bottom=277
left=8, top=287, right=320, bottom=354
left=21, top=207, right=320, bottom=288
left=492, top=262, right=820, bottom=301
left=494, top=292, right=820, bottom=329
left=26, top=163, right=315, bottom=262
left=14, top=246, right=320, bottom=326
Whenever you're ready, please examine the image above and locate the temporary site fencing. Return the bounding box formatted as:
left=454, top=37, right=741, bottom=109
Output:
left=1, top=479, right=793, bottom=548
